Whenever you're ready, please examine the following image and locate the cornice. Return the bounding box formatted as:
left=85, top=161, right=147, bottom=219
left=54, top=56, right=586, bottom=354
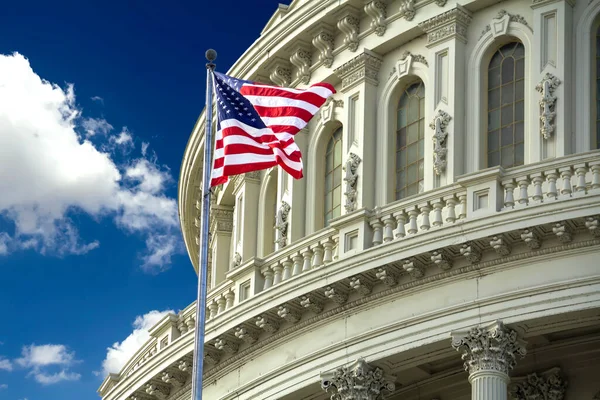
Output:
left=418, top=4, right=472, bottom=46
left=334, top=49, right=383, bottom=92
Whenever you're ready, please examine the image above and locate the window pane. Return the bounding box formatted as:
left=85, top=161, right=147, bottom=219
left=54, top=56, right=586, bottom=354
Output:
left=418, top=138, right=424, bottom=158
left=488, top=88, right=500, bottom=109
left=501, top=57, right=515, bottom=82
left=397, top=129, right=406, bottom=148
left=515, top=122, right=524, bottom=143
left=333, top=186, right=341, bottom=207
left=488, top=67, right=501, bottom=89
left=515, top=143, right=524, bottom=166
left=419, top=97, right=425, bottom=118
left=501, top=146, right=514, bottom=168
left=397, top=170, right=406, bottom=189
left=489, top=151, right=500, bottom=167
left=398, top=150, right=407, bottom=168
left=515, top=80, right=524, bottom=101
left=407, top=163, right=417, bottom=183
left=419, top=120, right=425, bottom=139
left=501, top=105, right=513, bottom=126
left=397, top=108, right=407, bottom=128
left=418, top=159, right=424, bottom=180
left=501, top=83, right=514, bottom=106
left=501, top=126, right=513, bottom=147
left=488, top=109, right=500, bottom=131
left=399, top=92, right=408, bottom=108
left=407, top=184, right=418, bottom=197
left=513, top=43, right=525, bottom=59
left=334, top=141, right=342, bottom=166
left=407, top=123, right=419, bottom=144
left=407, top=143, right=418, bottom=164
left=490, top=51, right=503, bottom=68
left=515, top=100, right=524, bottom=122
left=408, top=98, right=419, bottom=124
left=515, top=59, right=525, bottom=80
left=333, top=206, right=341, bottom=219
left=488, top=130, right=499, bottom=152
left=326, top=152, right=333, bottom=173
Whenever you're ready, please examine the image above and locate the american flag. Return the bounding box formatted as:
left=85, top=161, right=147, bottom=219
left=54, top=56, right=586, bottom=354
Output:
left=210, top=72, right=335, bottom=187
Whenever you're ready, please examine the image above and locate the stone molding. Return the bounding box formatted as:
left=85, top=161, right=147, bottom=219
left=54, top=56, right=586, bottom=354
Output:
left=289, top=41, right=312, bottom=85
left=398, top=0, right=416, bottom=21
left=321, top=358, right=396, bottom=400
left=451, top=320, right=527, bottom=376
left=334, top=49, right=383, bottom=92
left=267, top=57, right=292, bottom=87
left=364, top=0, right=387, bottom=36
left=479, top=9, right=532, bottom=40
left=209, top=205, right=233, bottom=234
left=418, top=5, right=472, bottom=46
left=335, top=5, right=361, bottom=52
left=509, top=367, right=567, bottom=400
left=311, top=23, right=335, bottom=68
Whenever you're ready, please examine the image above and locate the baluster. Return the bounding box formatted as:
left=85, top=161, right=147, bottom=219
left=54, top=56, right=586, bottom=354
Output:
left=591, top=163, right=600, bottom=189
left=292, top=253, right=303, bottom=276
left=574, top=164, right=587, bottom=193
left=208, top=299, right=219, bottom=319
left=332, top=236, right=339, bottom=260
left=419, top=203, right=431, bottom=231
left=502, top=180, right=515, bottom=208
left=559, top=167, right=573, bottom=196
left=382, top=216, right=395, bottom=242
left=444, top=196, right=457, bottom=223
left=407, top=208, right=419, bottom=234
left=186, top=315, right=196, bottom=331
left=301, top=248, right=313, bottom=272
left=431, top=199, right=444, bottom=227
left=272, top=263, right=283, bottom=285
left=262, top=267, right=274, bottom=290
left=322, top=239, right=334, bottom=263
left=225, top=289, right=235, bottom=309
left=393, top=211, right=407, bottom=239
left=371, top=219, right=383, bottom=245
left=531, top=173, right=544, bottom=202
left=458, top=194, right=467, bottom=219
left=545, top=171, right=558, bottom=200
left=282, top=258, right=293, bottom=280
left=517, top=177, right=530, bottom=206
left=311, top=244, right=324, bottom=268
left=217, top=296, right=226, bottom=314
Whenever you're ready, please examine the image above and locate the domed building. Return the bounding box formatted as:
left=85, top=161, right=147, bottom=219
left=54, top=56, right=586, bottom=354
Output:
left=99, top=0, right=600, bottom=399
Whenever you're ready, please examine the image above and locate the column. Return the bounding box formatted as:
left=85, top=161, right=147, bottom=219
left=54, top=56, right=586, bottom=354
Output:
left=531, top=0, right=574, bottom=159
left=418, top=5, right=472, bottom=187
left=209, top=205, right=233, bottom=287
left=333, top=49, right=383, bottom=212
left=451, top=320, right=527, bottom=400
left=321, top=358, right=395, bottom=399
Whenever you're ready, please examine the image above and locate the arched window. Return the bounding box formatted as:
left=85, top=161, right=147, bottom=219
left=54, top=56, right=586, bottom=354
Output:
left=487, top=42, right=525, bottom=168
left=595, top=24, right=600, bottom=149
left=260, top=169, right=277, bottom=256
left=396, top=81, right=425, bottom=200
left=324, top=128, right=343, bottom=226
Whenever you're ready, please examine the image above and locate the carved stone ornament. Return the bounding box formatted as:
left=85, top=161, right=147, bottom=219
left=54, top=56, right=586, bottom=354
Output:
left=146, top=383, right=170, bottom=400
left=290, top=42, right=312, bottom=85
left=430, top=109, right=452, bottom=175
left=320, top=97, right=339, bottom=124
left=585, top=216, right=600, bottom=237
left=480, top=9, right=532, bottom=40
left=435, top=0, right=447, bottom=5
left=490, top=235, right=511, bottom=256
left=430, top=250, right=452, bottom=270
left=230, top=251, right=242, bottom=269
left=275, top=201, right=291, bottom=248
left=364, top=0, right=387, bottom=36
left=509, top=368, right=567, bottom=400
left=336, top=6, right=361, bottom=52
left=396, top=51, right=428, bottom=81
left=334, top=49, right=383, bottom=92
left=321, top=358, right=396, bottom=400
left=398, top=0, right=416, bottom=21
left=451, top=320, right=527, bottom=375
left=536, top=73, right=561, bottom=140
left=311, top=24, right=335, bottom=68
left=343, top=153, right=361, bottom=213
left=418, top=5, right=472, bottom=46
left=209, top=205, right=234, bottom=234
left=521, top=228, right=541, bottom=249
left=268, top=59, right=292, bottom=87
left=552, top=221, right=572, bottom=243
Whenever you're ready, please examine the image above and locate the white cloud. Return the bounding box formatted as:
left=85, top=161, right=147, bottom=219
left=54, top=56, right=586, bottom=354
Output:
left=33, top=370, right=81, bottom=385
left=16, top=344, right=81, bottom=385
left=0, top=357, right=12, bottom=371
left=82, top=117, right=113, bottom=136
left=91, top=95, right=104, bottom=104
left=0, top=383, right=6, bottom=390
left=16, top=344, right=75, bottom=368
left=141, top=141, right=149, bottom=156
left=0, top=52, right=181, bottom=270
left=100, top=309, right=173, bottom=376
left=142, top=234, right=181, bottom=273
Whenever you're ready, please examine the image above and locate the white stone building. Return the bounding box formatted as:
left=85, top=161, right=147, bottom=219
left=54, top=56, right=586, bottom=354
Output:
left=98, top=0, right=600, bottom=399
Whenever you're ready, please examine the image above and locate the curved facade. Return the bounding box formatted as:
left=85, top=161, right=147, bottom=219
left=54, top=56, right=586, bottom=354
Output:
left=99, top=1, right=600, bottom=399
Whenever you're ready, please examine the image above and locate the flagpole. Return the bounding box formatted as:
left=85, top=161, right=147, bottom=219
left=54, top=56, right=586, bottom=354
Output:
left=191, top=48, right=217, bottom=400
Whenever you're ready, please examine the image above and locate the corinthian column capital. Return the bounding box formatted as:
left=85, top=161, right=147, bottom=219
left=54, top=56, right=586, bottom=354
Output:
left=451, top=320, right=527, bottom=376
left=321, top=358, right=395, bottom=400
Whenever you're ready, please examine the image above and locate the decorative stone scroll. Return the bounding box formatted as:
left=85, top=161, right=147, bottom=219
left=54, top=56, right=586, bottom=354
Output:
left=343, top=153, right=361, bottom=213
left=311, top=24, right=335, bottom=68
left=398, top=0, right=416, bottom=21
left=451, top=320, right=527, bottom=376
left=418, top=5, right=472, bottom=46
left=275, top=201, right=291, bottom=248
left=268, top=58, right=292, bottom=87
left=509, top=368, right=567, bottom=400
left=289, top=42, right=312, bottom=85
left=334, top=49, right=383, bottom=92
left=336, top=6, right=361, bottom=52
left=364, top=0, right=387, bottom=36
left=321, top=358, right=396, bottom=400
left=430, top=109, right=452, bottom=175
left=536, top=73, right=561, bottom=140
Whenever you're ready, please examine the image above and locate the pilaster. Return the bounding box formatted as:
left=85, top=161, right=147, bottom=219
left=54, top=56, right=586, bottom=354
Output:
left=209, top=205, right=233, bottom=287
left=452, top=320, right=527, bottom=400
left=288, top=128, right=308, bottom=242
left=531, top=0, right=574, bottom=159
left=419, top=5, right=472, bottom=187
left=231, top=172, right=261, bottom=266
left=334, top=49, right=383, bottom=212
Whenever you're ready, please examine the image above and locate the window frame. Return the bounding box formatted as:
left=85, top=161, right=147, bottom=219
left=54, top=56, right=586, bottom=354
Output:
left=324, top=127, right=343, bottom=226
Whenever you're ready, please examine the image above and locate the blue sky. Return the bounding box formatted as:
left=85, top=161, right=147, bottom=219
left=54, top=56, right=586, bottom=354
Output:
left=0, top=1, right=282, bottom=399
